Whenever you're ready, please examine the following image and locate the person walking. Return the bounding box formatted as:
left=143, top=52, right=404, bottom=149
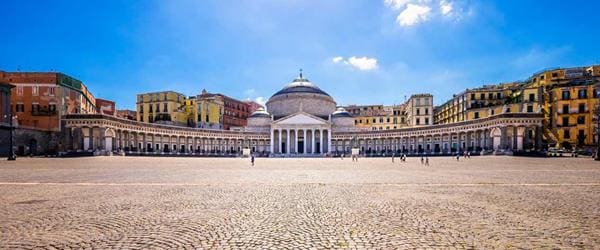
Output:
left=425, top=156, right=429, bottom=166
left=420, top=155, right=424, bottom=165
left=456, top=153, right=460, bottom=161
left=251, top=154, right=255, bottom=166
left=392, top=153, right=395, bottom=163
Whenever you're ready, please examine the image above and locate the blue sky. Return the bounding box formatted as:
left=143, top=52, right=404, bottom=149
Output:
left=1, top=0, right=599, bottom=109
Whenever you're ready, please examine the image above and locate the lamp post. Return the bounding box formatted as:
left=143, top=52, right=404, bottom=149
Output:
left=4, top=114, right=16, bottom=161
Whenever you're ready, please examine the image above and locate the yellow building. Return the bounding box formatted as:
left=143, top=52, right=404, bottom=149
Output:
left=345, top=94, right=432, bottom=131
left=434, top=64, right=600, bottom=149
left=346, top=104, right=408, bottom=131
left=136, top=91, right=187, bottom=126
left=196, top=91, right=224, bottom=129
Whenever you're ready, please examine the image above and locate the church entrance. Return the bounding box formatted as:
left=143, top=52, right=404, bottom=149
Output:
left=316, top=142, right=321, bottom=154
left=298, top=141, right=304, bottom=154
left=281, top=142, right=286, bottom=154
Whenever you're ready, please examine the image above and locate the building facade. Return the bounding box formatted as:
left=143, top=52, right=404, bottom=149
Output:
left=0, top=71, right=96, bottom=155
left=0, top=80, right=14, bottom=156
left=136, top=91, right=186, bottom=125
left=95, top=98, right=116, bottom=116
left=60, top=73, right=544, bottom=157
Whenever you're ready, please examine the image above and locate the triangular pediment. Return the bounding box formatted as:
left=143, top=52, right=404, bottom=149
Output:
left=274, top=112, right=328, bottom=125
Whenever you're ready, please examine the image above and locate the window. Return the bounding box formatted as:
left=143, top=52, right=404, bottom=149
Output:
left=491, top=109, right=495, bottom=115
left=529, top=93, right=535, bottom=102
left=49, top=104, right=56, bottom=112
left=488, top=93, right=493, bottom=99
left=416, top=118, right=420, bottom=125
left=480, top=93, right=485, bottom=99
left=562, top=117, right=569, bottom=126
left=505, top=107, right=511, bottom=113
left=562, top=90, right=570, bottom=100
left=386, top=118, right=390, bottom=123
left=527, top=105, right=533, bottom=113
left=563, top=129, right=570, bottom=139
left=149, top=105, right=153, bottom=113
left=32, top=86, right=39, bottom=96
left=31, top=103, right=40, bottom=112
left=17, top=86, right=23, bottom=96
left=425, top=118, right=429, bottom=124
left=497, top=93, right=502, bottom=99
left=379, top=118, right=383, bottom=123
left=163, top=103, right=168, bottom=112
left=540, top=75, right=545, bottom=80
left=140, top=105, right=144, bottom=113
left=393, top=118, right=397, bottom=124
left=372, top=118, right=376, bottom=123
left=471, top=93, right=475, bottom=100
left=578, top=103, right=585, bottom=113
left=562, top=105, right=569, bottom=114
left=416, top=109, right=420, bottom=115
left=15, top=103, right=25, bottom=112
left=474, top=112, right=480, bottom=119
left=49, top=87, right=55, bottom=96
left=578, top=89, right=587, bottom=99
left=577, top=116, right=585, bottom=125
left=552, top=72, right=558, bottom=78
left=425, top=108, right=429, bottom=115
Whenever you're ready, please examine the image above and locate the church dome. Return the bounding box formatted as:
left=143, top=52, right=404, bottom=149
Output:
left=249, top=107, right=270, bottom=118
left=266, top=72, right=336, bottom=120
left=331, top=107, right=353, bottom=118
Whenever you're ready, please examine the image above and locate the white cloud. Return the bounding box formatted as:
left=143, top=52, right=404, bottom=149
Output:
left=397, top=4, right=431, bottom=26
left=440, top=0, right=453, bottom=15
left=254, top=96, right=266, bottom=107
left=346, top=56, right=379, bottom=71
left=384, top=0, right=412, bottom=10
left=332, top=56, right=379, bottom=71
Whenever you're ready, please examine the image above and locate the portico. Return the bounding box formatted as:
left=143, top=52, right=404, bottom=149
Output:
left=270, top=112, right=331, bottom=155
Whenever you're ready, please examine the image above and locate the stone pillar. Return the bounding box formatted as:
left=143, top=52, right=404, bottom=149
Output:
left=286, top=129, right=290, bottom=155
left=516, top=127, right=525, bottom=150
left=312, top=129, right=316, bottom=154
left=278, top=129, right=282, bottom=154
left=270, top=129, right=274, bottom=154
left=319, top=129, right=323, bottom=154
left=303, top=129, right=307, bottom=154
left=327, top=129, right=332, bottom=153
left=295, top=129, right=299, bottom=154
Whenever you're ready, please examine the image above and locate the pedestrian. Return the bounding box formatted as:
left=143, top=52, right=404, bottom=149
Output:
left=456, top=153, right=460, bottom=161
left=251, top=154, right=255, bottom=166
left=420, top=155, right=424, bottom=165
left=392, top=153, right=395, bottom=163
left=341, top=153, right=344, bottom=160
left=403, top=154, right=407, bottom=162
left=425, top=156, right=429, bottom=166
left=467, top=151, right=471, bottom=158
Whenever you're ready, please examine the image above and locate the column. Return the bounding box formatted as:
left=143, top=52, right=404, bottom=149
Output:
left=278, top=129, right=282, bottom=154
left=295, top=129, right=299, bottom=154
left=319, top=129, right=323, bottom=154
left=516, top=127, right=525, bottom=150
left=312, top=129, right=316, bottom=154
left=286, top=129, right=290, bottom=155
left=327, top=129, right=331, bottom=153
left=303, top=129, right=307, bottom=154
left=270, top=129, right=274, bottom=154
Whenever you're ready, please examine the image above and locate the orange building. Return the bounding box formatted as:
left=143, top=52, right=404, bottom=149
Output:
left=0, top=71, right=96, bottom=155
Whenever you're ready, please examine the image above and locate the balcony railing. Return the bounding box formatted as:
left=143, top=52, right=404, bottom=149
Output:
left=31, top=109, right=58, bottom=116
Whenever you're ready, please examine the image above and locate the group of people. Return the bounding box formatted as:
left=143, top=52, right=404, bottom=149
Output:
left=455, top=151, right=471, bottom=161
left=391, top=153, right=429, bottom=166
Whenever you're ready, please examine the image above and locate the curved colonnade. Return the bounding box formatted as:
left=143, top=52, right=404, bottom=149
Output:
left=62, top=113, right=544, bottom=156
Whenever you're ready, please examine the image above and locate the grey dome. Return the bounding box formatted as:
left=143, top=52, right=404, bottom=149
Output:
left=331, top=107, right=353, bottom=118
left=249, top=107, right=270, bottom=118
left=270, top=76, right=331, bottom=98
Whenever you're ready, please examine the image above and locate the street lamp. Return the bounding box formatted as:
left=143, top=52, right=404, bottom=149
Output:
left=4, top=114, right=16, bottom=161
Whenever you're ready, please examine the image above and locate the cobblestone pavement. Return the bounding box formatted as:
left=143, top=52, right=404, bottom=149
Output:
left=0, top=156, right=598, bottom=249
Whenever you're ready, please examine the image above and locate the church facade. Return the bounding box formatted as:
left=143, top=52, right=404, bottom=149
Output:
left=61, top=74, right=545, bottom=156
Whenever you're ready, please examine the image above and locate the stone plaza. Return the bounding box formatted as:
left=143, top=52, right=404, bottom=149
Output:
left=0, top=156, right=599, bottom=249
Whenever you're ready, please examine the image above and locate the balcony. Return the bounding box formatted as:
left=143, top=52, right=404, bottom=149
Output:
left=31, top=109, right=58, bottom=116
